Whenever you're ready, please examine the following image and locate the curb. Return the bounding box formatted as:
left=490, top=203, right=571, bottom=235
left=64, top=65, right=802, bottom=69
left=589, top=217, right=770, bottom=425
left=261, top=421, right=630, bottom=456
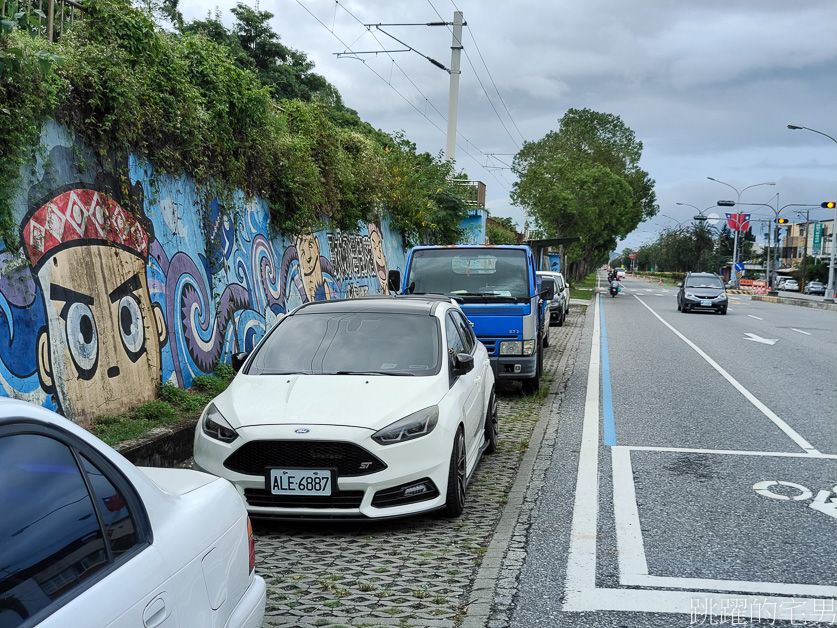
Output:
left=114, top=418, right=198, bottom=467
left=751, top=294, right=837, bottom=312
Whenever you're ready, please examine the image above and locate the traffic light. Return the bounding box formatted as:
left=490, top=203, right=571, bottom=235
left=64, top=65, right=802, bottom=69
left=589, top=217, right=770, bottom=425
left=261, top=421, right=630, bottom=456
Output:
left=823, top=202, right=836, bottom=209
left=776, top=218, right=789, bottom=224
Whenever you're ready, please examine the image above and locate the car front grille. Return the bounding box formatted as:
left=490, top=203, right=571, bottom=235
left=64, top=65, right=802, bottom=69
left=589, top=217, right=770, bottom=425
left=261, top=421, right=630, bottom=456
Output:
left=224, top=440, right=387, bottom=477
left=244, top=488, right=364, bottom=509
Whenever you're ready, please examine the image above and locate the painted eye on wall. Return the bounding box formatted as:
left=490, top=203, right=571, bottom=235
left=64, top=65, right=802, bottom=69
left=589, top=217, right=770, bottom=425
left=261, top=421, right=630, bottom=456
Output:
left=118, top=295, right=145, bottom=357
left=66, top=301, right=98, bottom=372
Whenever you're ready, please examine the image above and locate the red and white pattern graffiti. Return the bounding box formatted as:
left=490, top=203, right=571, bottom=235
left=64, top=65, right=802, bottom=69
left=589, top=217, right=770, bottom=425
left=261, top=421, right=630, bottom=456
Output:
left=24, top=189, right=149, bottom=267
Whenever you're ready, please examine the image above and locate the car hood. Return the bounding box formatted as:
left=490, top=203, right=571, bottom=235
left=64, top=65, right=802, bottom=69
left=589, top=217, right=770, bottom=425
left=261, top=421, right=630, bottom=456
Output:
left=214, top=374, right=445, bottom=431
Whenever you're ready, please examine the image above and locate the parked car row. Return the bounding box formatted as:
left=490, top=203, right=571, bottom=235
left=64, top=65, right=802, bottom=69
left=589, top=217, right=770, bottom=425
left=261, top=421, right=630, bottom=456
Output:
left=537, top=270, right=571, bottom=326
left=2, top=260, right=575, bottom=626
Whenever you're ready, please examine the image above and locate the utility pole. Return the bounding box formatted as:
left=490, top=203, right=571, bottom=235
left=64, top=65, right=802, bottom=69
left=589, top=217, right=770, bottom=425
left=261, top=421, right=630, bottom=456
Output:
left=800, top=210, right=810, bottom=291
left=444, top=11, right=463, bottom=162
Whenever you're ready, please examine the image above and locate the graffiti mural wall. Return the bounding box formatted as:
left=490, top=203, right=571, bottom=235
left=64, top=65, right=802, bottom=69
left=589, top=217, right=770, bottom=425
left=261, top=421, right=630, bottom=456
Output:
left=0, top=121, right=407, bottom=426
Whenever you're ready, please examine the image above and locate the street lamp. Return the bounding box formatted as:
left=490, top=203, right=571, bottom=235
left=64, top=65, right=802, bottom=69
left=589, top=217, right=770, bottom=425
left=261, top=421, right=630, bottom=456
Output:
left=787, top=124, right=837, bottom=302
left=734, top=200, right=821, bottom=291
left=707, top=178, right=776, bottom=286
left=676, top=202, right=715, bottom=222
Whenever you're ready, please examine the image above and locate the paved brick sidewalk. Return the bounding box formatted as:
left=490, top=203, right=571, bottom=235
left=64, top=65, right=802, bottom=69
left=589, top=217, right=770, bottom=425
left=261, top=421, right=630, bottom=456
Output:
left=255, top=306, right=587, bottom=628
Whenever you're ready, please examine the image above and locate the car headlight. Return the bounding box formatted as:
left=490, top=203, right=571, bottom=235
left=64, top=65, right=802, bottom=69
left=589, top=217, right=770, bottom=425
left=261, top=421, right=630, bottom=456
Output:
left=202, top=403, right=238, bottom=443
left=685, top=292, right=697, bottom=300
left=715, top=294, right=727, bottom=301
left=372, top=406, right=439, bottom=445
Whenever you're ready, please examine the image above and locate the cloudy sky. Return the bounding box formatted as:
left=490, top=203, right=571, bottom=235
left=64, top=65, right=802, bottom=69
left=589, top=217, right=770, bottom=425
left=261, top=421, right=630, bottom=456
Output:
left=179, top=0, right=837, bottom=252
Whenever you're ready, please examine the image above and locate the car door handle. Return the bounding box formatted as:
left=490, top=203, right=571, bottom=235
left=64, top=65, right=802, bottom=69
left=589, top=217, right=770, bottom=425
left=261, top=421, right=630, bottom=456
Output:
left=143, top=595, right=169, bottom=628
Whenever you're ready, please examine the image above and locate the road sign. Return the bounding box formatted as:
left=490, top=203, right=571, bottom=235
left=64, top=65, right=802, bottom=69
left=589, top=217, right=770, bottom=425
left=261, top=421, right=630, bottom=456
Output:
left=813, top=222, right=823, bottom=254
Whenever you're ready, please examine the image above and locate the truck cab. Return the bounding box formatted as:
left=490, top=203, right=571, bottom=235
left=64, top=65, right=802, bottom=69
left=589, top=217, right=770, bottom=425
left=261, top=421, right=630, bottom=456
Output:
left=388, top=245, right=553, bottom=394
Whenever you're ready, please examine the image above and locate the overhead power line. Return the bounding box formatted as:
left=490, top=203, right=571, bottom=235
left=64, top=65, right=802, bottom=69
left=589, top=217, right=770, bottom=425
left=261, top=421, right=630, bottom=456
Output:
left=312, top=0, right=514, bottom=193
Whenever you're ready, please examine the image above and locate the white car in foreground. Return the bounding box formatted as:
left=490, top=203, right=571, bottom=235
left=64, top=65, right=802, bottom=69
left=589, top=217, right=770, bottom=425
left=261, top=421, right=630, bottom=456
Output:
left=0, top=399, right=265, bottom=628
left=194, top=295, right=497, bottom=520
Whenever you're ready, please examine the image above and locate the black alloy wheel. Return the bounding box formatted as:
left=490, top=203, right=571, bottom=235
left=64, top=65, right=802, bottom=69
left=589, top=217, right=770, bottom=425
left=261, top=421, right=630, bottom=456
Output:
left=443, top=429, right=467, bottom=517
left=484, top=389, right=499, bottom=454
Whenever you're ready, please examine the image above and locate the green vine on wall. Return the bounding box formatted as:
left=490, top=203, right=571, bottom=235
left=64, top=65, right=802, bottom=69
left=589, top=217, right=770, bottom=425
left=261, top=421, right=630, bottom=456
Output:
left=0, top=0, right=470, bottom=251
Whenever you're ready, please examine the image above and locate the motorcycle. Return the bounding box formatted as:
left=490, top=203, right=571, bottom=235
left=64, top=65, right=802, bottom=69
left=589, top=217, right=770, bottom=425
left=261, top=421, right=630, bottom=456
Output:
left=609, top=279, right=620, bottom=297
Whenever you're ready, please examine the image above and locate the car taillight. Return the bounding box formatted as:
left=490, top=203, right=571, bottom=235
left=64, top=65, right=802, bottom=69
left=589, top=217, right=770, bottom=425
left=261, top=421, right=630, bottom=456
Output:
left=247, top=517, right=256, bottom=574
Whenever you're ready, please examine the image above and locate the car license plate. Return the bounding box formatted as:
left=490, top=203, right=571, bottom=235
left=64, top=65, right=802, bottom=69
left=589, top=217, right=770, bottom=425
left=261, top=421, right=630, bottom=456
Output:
left=268, top=468, right=333, bottom=496
left=700, top=300, right=712, bottom=307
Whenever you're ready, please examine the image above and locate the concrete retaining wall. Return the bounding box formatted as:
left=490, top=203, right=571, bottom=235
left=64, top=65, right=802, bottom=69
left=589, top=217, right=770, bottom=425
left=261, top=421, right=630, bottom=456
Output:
left=1, top=121, right=408, bottom=426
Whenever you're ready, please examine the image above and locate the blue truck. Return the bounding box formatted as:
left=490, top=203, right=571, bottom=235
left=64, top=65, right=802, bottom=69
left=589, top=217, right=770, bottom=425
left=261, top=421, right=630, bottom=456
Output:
left=387, top=245, right=554, bottom=394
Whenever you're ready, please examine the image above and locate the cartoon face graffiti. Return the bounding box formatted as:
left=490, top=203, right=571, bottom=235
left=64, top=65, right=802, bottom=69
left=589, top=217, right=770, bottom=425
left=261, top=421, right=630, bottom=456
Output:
left=23, top=188, right=167, bottom=425
left=294, top=233, right=331, bottom=301
left=368, top=224, right=389, bottom=294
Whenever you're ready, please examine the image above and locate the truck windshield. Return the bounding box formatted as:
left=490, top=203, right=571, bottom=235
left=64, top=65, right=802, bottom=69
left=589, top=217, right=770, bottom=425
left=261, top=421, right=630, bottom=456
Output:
left=406, top=249, right=530, bottom=299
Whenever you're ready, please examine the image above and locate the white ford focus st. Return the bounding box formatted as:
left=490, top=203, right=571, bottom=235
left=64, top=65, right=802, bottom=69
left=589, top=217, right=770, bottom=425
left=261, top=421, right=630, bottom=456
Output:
left=193, top=295, right=497, bottom=520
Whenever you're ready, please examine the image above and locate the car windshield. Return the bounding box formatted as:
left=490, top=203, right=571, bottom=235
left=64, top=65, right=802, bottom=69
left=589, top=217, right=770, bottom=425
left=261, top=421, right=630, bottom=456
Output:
left=685, top=276, right=723, bottom=289
left=407, top=249, right=529, bottom=299
left=247, top=312, right=440, bottom=376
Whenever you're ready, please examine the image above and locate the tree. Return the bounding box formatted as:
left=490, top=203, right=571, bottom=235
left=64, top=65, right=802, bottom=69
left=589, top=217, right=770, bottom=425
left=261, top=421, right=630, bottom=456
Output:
left=382, top=134, right=469, bottom=246
left=511, top=108, right=657, bottom=281
left=486, top=216, right=518, bottom=245
left=179, top=3, right=388, bottom=143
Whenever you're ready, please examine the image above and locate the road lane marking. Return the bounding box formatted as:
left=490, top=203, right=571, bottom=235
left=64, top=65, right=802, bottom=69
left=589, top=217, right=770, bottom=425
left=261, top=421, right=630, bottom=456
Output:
left=635, top=296, right=820, bottom=456
left=564, top=294, right=601, bottom=600
left=612, top=447, right=648, bottom=577
left=744, top=332, right=778, bottom=345
left=623, top=445, right=837, bottom=459
left=564, top=295, right=836, bottom=621
left=792, top=328, right=812, bottom=335
left=748, top=314, right=763, bottom=320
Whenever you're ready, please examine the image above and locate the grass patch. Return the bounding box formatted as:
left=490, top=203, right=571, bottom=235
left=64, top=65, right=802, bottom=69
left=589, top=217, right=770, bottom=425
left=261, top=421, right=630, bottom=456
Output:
left=92, top=364, right=234, bottom=446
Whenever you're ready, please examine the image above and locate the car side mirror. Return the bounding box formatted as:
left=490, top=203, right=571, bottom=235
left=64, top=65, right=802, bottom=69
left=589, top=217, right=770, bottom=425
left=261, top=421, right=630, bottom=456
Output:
left=451, top=352, right=474, bottom=376
left=231, top=352, right=249, bottom=373
left=539, top=277, right=556, bottom=301
left=387, top=270, right=401, bottom=294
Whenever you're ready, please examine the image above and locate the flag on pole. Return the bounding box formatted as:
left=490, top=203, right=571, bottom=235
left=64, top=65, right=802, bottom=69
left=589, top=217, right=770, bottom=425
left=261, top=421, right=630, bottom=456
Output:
left=725, top=213, right=751, bottom=231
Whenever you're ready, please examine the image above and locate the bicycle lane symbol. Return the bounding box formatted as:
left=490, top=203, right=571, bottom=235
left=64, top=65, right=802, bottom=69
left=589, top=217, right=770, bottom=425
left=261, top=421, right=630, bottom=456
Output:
left=753, top=481, right=837, bottom=520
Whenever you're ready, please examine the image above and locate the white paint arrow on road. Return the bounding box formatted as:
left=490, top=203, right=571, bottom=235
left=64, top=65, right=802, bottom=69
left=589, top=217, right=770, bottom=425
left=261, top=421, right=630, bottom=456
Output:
left=744, top=333, right=778, bottom=345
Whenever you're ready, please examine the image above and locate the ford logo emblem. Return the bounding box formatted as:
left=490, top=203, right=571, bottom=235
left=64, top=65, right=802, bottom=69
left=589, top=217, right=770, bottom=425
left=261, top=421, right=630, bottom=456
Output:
left=295, top=428, right=310, bottom=434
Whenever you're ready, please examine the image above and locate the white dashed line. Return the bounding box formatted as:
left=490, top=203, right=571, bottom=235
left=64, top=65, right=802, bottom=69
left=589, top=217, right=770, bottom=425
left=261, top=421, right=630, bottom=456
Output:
left=792, top=328, right=812, bottom=335
left=748, top=315, right=763, bottom=320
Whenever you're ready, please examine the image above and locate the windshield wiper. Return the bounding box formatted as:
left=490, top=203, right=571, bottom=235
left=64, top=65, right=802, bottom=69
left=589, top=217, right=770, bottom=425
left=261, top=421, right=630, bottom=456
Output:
left=251, top=370, right=311, bottom=375
left=330, top=370, right=416, bottom=376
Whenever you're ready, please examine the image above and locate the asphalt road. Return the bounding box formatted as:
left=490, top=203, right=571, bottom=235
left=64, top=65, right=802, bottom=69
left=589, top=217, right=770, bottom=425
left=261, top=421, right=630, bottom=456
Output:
left=509, top=272, right=837, bottom=627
